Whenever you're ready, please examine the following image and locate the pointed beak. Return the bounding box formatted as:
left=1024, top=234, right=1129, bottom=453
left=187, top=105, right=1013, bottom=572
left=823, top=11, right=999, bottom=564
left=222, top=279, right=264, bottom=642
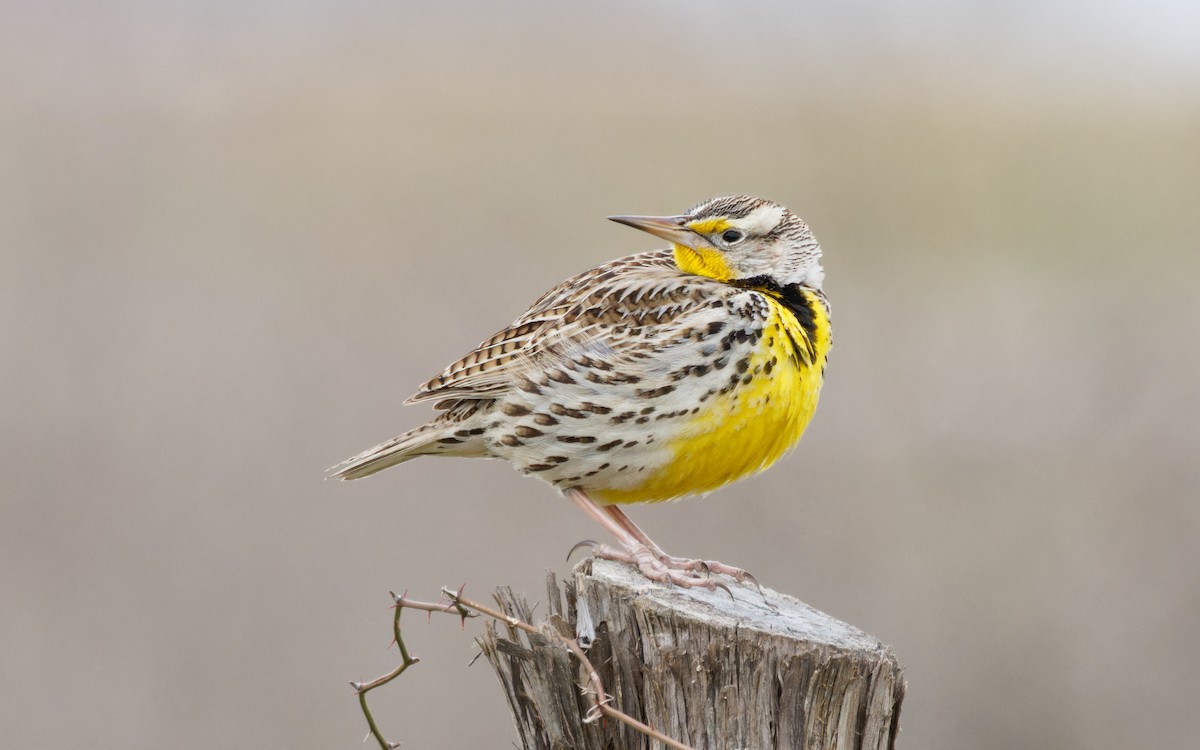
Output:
left=607, top=214, right=701, bottom=248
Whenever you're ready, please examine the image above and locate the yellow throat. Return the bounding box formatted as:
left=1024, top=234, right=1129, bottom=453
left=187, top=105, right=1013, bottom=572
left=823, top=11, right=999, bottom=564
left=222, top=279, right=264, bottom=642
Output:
left=594, top=243, right=832, bottom=504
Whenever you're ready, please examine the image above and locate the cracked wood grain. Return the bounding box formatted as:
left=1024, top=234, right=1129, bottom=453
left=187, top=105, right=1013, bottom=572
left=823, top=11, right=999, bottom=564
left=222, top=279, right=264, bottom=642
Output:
left=480, top=559, right=905, bottom=749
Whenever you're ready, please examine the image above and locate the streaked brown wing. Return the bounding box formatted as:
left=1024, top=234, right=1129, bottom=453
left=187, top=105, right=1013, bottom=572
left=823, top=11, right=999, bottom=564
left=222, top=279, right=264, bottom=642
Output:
left=405, top=250, right=709, bottom=406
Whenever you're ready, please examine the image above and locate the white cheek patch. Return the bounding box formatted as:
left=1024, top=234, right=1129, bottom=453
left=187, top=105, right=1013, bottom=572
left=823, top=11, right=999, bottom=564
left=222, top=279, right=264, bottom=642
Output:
left=734, top=204, right=786, bottom=236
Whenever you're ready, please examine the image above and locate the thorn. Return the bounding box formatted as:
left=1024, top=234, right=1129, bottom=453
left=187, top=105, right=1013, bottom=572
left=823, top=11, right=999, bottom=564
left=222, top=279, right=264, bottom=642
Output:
left=387, top=741, right=402, bottom=749
left=455, top=585, right=470, bottom=628
left=567, top=539, right=598, bottom=562
left=439, top=585, right=460, bottom=605
left=349, top=681, right=363, bottom=692
left=363, top=730, right=371, bottom=743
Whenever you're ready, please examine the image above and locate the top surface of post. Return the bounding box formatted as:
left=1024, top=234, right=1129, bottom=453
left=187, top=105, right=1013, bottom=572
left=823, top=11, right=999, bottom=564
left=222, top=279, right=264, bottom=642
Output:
left=580, top=558, right=889, bottom=655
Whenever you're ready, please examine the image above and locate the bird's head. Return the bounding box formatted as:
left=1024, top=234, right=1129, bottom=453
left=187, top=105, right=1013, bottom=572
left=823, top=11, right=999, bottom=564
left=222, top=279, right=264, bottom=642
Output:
left=609, top=195, right=824, bottom=290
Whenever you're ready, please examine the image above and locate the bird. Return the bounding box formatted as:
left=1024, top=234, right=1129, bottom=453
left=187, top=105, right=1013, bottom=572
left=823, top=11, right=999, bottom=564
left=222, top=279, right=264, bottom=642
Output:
left=329, top=195, right=832, bottom=590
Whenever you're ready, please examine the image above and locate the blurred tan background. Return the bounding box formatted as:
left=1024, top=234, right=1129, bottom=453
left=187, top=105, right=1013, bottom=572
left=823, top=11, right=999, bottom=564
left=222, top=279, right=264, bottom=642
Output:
left=3, top=1, right=1198, bottom=748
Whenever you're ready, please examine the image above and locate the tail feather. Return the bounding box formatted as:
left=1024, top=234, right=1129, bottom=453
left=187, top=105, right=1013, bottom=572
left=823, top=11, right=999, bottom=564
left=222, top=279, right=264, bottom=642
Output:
left=328, top=423, right=456, bottom=480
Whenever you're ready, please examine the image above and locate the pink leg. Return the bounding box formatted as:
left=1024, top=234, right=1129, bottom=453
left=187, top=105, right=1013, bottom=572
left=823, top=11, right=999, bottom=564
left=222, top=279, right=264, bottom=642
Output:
left=602, top=505, right=668, bottom=557
left=603, top=504, right=759, bottom=588
left=564, top=489, right=728, bottom=590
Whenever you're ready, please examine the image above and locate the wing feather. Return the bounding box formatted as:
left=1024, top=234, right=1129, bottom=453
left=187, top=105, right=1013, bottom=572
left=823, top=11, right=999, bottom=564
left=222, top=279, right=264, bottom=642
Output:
left=406, top=250, right=718, bottom=406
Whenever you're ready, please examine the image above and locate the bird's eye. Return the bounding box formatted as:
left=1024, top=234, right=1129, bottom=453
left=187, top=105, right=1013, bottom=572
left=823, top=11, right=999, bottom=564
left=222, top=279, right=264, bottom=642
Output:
left=721, top=229, right=744, bottom=243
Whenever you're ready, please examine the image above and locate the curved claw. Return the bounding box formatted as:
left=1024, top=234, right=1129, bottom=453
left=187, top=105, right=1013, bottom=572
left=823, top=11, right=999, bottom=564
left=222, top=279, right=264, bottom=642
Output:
left=742, top=571, right=764, bottom=597
left=566, top=539, right=598, bottom=562
left=713, top=581, right=735, bottom=600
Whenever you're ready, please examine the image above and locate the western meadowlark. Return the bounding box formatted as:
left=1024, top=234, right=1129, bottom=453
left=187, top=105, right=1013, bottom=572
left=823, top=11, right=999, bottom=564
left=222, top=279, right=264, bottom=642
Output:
left=330, top=195, right=831, bottom=589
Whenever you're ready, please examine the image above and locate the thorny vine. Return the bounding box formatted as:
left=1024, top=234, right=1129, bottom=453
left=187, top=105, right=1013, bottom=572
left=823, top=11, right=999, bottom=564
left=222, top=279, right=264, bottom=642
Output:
left=350, top=584, right=694, bottom=750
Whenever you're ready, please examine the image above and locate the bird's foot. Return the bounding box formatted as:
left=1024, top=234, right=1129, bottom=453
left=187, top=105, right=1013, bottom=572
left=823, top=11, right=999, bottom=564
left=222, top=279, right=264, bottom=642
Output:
left=586, top=542, right=737, bottom=595
left=656, top=556, right=761, bottom=592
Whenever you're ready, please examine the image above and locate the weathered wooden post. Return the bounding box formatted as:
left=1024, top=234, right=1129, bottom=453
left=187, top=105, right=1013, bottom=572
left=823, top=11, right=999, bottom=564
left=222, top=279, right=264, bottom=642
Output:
left=481, top=559, right=905, bottom=749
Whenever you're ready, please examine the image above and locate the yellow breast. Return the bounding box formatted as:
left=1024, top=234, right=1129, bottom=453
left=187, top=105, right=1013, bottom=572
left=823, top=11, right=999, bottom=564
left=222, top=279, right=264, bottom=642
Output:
left=595, top=288, right=831, bottom=504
